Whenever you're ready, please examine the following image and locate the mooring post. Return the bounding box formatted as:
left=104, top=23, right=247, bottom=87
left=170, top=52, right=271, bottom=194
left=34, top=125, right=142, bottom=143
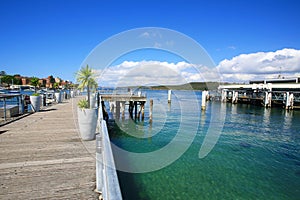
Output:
left=268, top=92, right=272, bottom=108
left=201, top=90, right=207, bottom=110
left=134, top=101, right=138, bottom=119
left=149, top=99, right=153, bottom=122
left=285, top=92, right=290, bottom=110
left=129, top=101, right=134, bottom=119
left=221, top=89, right=227, bottom=102
left=121, top=101, right=125, bottom=119
left=290, top=93, right=294, bottom=110
left=265, top=92, right=269, bottom=108
left=115, top=101, right=120, bottom=119
left=168, top=90, right=172, bottom=103
left=109, top=102, right=115, bottom=113
left=137, top=102, right=141, bottom=120
left=232, top=90, right=238, bottom=104
left=141, top=102, right=145, bottom=121
left=264, top=92, right=272, bottom=108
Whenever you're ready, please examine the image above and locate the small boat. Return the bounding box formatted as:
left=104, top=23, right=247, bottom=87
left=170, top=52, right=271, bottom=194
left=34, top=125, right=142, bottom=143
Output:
left=8, top=89, right=20, bottom=94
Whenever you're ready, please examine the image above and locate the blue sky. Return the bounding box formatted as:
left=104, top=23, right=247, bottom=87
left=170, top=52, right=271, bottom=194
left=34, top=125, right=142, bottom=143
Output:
left=0, top=0, right=300, bottom=83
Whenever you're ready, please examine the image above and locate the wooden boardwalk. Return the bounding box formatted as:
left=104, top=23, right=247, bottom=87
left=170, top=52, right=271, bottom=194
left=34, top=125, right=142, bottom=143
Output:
left=0, top=97, right=99, bottom=199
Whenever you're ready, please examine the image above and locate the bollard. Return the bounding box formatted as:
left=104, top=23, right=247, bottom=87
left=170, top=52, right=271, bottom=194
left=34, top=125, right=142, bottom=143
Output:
left=201, top=90, right=207, bottom=110
left=168, top=90, right=172, bottom=103
left=149, top=99, right=153, bottom=122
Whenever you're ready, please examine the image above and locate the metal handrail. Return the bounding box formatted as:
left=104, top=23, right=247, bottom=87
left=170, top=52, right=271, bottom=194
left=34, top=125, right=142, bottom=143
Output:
left=96, top=94, right=122, bottom=200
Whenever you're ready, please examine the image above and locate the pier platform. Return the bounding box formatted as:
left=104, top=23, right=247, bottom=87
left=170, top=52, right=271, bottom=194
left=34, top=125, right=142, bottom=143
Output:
left=101, top=94, right=147, bottom=102
left=217, top=81, right=300, bottom=109
left=0, top=97, right=98, bottom=199
left=101, top=94, right=147, bottom=120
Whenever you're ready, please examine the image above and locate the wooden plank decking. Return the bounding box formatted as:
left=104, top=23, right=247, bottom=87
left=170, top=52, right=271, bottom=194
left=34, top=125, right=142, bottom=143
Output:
left=0, top=97, right=99, bottom=199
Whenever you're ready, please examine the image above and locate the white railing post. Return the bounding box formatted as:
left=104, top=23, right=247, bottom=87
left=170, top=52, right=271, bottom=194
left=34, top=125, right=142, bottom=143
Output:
left=96, top=95, right=122, bottom=200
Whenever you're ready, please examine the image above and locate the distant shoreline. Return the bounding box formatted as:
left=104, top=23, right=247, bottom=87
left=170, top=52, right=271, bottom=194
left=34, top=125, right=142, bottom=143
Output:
left=115, top=82, right=238, bottom=91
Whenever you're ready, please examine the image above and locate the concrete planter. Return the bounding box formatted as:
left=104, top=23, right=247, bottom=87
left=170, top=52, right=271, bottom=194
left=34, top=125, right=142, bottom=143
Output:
left=55, top=92, right=62, bottom=103
left=77, top=107, right=98, bottom=140
left=30, top=95, right=41, bottom=112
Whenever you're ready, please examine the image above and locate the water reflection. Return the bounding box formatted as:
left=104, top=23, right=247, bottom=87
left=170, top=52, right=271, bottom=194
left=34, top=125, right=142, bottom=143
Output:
left=283, top=110, right=293, bottom=131
left=199, top=102, right=226, bottom=158
left=263, top=108, right=271, bottom=133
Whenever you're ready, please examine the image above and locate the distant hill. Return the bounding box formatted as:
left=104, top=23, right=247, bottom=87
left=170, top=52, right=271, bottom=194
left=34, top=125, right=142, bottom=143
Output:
left=118, top=82, right=237, bottom=91
left=150, top=82, right=221, bottom=90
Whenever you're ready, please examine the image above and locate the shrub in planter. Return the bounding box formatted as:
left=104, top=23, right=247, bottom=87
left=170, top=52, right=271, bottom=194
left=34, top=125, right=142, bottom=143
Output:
left=76, top=65, right=98, bottom=140
left=77, top=99, right=98, bottom=140
left=30, top=93, right=41, bottom=112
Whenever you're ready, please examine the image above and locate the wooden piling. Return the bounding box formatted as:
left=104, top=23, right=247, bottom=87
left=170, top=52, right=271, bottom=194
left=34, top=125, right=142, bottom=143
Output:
left=149, top=99, right=153, bottom=122
left=232, top=91, right=238, bottom=104
left=168, top=90, right=172, bottom=103
left=285, top=92, right=290, bottom=110
left=201, top=90, right=207, bottom=110
left=141, top=102, right=145, bottom=121
left=134, top=101, right=138, bottom=119
left=221, top=89, right=227, bottom=102
left=129, top=101, right=134, bottom=119
left=115, top=101, right=120, bottom=119
left=137, top=102, right=141, bottom=120
left=264, top=92, right=272, bottom=108
left=121, top=101, right=125, bottom=119
left=290, top=93, right=294, bottom=110
left=286, top=92, right=294, bottom=110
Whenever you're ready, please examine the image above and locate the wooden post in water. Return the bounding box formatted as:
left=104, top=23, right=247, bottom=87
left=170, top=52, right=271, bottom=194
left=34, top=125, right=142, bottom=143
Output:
left=264, top=92, right=268, bottom=108
left=137, top=102, right=141, bottom=120
left=286, top=92, right=294, bottom=110
left=168, top=90, right=172, bottom=104
left=115, top=101, right=120, bottom=119
left=141, top=102, right=145, bottom=121
left=149, top=99, right=153, bottom=122
left=285, top=92, right=290, bottom=110
left=221, top=89, right=227, bottom=102
left=121, top=101, right=125, bottom=119
left=129, top=101, right=134, bottom=119
left=134, top=101, right=138, bottom=119
left=110, top=102, right=115, bottom=113
left=201, top=90, right=207, bottom=110
left=290, top=93, right=294, bottom=110
left=264, top=92, right=272, bottom=108
left=232, top=90, right=238, bottom=104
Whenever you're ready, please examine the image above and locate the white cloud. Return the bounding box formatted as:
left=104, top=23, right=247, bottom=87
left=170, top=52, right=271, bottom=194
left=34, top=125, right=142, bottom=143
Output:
left=95, top=48, right=300, bottom=86
left=228, top=46, right=236, bottom=50
left=217, top=48, right=300, bottom=82
left=96, top=60, right=221, bottom=87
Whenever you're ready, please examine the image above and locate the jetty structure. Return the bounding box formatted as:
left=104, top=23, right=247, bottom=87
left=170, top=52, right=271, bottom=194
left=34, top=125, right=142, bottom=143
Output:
left=217, top=77, right=300, bottom=109
left=100, top=93, right=148, bottom=120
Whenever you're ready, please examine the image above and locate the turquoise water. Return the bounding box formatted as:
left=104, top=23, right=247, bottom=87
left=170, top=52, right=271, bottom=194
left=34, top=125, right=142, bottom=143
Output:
left=109, top=90, right=300, bottom=200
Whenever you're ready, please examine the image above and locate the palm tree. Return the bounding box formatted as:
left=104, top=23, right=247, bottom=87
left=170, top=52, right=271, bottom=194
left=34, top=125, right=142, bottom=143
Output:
left=30, top=77, right=40, bottom=93
left=76, top=65, right=97, bottom=108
